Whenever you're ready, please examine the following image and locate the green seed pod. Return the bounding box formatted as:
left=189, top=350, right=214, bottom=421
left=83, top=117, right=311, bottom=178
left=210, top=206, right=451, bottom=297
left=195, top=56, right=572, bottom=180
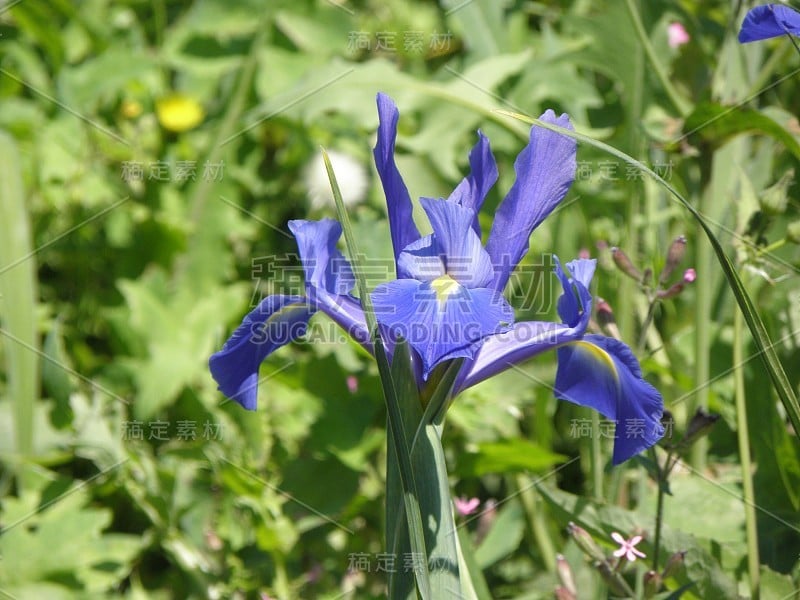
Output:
left=661, top=550, right=687, bottom=579
left=643, top=570, right=662, bottom=598
left=760, top=169, right=794, bottom=216
left=567, top=522, right=606, bottom=562
left=786, top=221, right=800, bottom=244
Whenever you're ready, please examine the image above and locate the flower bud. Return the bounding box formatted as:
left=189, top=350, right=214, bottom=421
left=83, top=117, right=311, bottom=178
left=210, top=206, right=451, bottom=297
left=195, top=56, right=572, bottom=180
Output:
left=556, top=554, right=577, bottom=595
left=595, top=560, right=631, bottom=596
left=659, top=235, right=687, bottom=284
left=643, top=570, right=662, bottom=597
left=611, top=247, right=642, bottom=281
left=787, top=221, right=800, bottom=244
left=661, top=550, right=687, bottom=579
left=656, top=282, right=684, bottom=299
left=760, top=169, right=794, bottom=216
left=683, top=268, right=696, bottom=283
left=554, top=587, right=577, bottom=600
left=567, top=522, right=606, bottom=562
left=680, top=409, right=720, bottom=448
left=596, top=298, right=622, bottom=340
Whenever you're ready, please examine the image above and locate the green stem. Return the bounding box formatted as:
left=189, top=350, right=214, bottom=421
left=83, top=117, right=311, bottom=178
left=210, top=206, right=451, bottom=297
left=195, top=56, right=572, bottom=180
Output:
left=650, top=448, right=668, bottom=573
left=759, top=238, right=786, bottom=256
left=623, top=0, right=692, bottom=116
left=734, top=294, right=761, bottom=599
left=692, top=193, right=711, bottom=470
left=516, top=475, right=557, bottom=573
left=637, top=298, right=659, bottom=353
left=272, top=553, right=291, bottom=600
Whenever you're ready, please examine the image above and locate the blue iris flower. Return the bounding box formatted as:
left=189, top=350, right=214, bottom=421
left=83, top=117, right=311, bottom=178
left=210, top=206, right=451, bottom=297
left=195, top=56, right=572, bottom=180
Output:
left=739, top=4, right=800, bottom=43
left=209, top=93, right=664, bottom=464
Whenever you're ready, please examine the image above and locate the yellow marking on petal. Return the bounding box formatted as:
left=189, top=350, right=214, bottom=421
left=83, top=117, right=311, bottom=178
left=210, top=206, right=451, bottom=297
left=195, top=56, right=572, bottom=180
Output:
left=572, top=340, right=618, bottom=382
left=431, top=274, right=462, bottom=308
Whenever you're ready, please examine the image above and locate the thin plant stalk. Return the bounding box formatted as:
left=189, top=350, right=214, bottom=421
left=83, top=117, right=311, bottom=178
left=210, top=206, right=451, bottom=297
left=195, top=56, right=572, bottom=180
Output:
left=734, top=295, right=761, bottom=599
left=623, top=0, right=692, bottom=116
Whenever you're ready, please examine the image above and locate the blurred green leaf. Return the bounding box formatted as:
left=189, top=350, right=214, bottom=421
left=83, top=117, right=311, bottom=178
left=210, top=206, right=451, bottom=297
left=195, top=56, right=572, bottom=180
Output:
left=457, top=440, right=567, bottom=477
left=474, top=499, right=525, bottom=569
left=683, top=103, right=800, bottom=160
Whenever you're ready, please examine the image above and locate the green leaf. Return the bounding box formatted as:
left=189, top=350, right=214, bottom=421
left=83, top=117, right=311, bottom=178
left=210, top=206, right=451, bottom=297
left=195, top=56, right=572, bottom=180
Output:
left=682, top=103, right=800, bottom=160
left=456, top=439, right=568, bottom=477
left=0, top=480, right=141, bottom=592
left=325, top=150, right=433, bottom=599
left=473, top=499, right=525, bottom=569
left=0, top=131, right=38, bottom=476
left=537, top=485, right=740, bottom=599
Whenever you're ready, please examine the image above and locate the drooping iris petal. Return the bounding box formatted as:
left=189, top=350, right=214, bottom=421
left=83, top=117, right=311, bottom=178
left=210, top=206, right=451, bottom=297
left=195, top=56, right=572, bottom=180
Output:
left=554, top=334, right=664, bottom=464
left=486, top=110, right=577, bottom=291
left=419, top=197, right=494, bottom=288
left=454, top=255, right=594, bottom=393
left=209, top=295, right=313, bottom=410
left=371, top=278, right=513, bottom=376
left=374, top=93, right=421, bottom=262
left=453, top=320, right=584, bottom=394
left=447, top=130, right=498, bottom=235
left=739, top=4, right=800, bottom=43
left=288, top=218, right=370, bottom=349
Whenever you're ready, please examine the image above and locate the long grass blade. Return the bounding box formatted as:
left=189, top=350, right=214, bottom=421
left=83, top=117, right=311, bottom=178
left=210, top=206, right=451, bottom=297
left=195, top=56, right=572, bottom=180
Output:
left=495, top=110, right=800, bottom=438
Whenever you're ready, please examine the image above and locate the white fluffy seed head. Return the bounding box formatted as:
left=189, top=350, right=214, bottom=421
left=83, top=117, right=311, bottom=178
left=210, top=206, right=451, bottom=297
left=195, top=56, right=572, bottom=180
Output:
left=304, top=149, right=368, bottom=211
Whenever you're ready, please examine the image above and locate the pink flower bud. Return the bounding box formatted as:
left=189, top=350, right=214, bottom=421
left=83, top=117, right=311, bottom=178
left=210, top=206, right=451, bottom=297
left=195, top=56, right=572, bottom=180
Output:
left=668, top=22, right=690, bottom=48
left=346, top=375, right=358, bottom=394
left=683, top=268, right=696, bottom=283
left=454, top=496, right=480, bottom=516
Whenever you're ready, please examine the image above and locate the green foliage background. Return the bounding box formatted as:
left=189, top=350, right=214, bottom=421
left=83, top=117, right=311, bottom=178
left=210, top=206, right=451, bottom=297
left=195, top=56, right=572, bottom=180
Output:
left=0, top=0, right=799, bottom=598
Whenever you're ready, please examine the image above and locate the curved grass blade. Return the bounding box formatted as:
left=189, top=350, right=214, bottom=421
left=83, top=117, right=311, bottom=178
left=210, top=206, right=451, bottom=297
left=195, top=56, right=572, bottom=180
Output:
left=494, top=110, right=800, bottom=439
left=323, top=150, right=432, bottom=599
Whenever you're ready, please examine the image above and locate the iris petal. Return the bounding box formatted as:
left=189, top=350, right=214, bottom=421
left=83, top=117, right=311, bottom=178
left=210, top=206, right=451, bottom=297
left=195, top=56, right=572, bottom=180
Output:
left=447, top=130, right=498, bottom=235
left=209, top=295, right=313, bottom=410
left=454, top=320, right=582, bottom=394
left=288, top=218, right=370, bottom=349
left=371, top=278, right=513, bottom=377
left=486, top=111, right=577, bottom=291
left=396, top=235, right=444, bottom=281
left=420, top=198, right=494, bottom=288
left=455, top=255, right=593, bottom=393
left=554, top=334, right=664, bottom=464
left=374, top=93, right=421, bottom=262
left=739, top=4, right=800, bottom=43
left=556, top=258, right=595, bottom=327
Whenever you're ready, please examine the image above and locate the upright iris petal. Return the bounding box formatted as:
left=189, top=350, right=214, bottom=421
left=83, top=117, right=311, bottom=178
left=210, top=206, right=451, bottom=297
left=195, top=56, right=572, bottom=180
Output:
left=739, top=4, right=800, bottom=42
left=374, top=93, right=421, bottom=263
left=372, top=198, right=513, bottom=376
left=447, top=131, right=498, bottom=235
left=485, top=110, right=577, bottom=291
